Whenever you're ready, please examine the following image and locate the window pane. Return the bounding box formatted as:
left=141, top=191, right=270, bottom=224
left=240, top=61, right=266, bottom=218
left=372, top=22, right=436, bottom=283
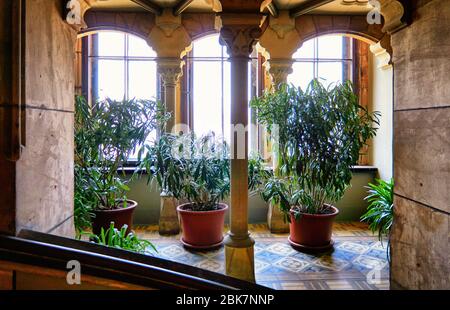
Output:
left=128, top=35, right=157, bottom=57
left=128, top=61, right=157, bottom=100
left=288, top=62, right=314, bottom=90
left=292, top=38, right=314, bottom=59
left=97, top=60, right=125, bottom=101
left=193, top=61, right=223, bottom=138
left=318, top=35, right=343, bottom=59
left=193, top=35, right=224, bottom=58
left=318, top=62, right=343, bottom=88
left=98, top=32, right=125, bottom=57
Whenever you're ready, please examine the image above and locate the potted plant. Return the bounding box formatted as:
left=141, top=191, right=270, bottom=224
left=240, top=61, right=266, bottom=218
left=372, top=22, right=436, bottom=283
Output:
left=251, top=80, right=380, bottom=251
left=141, top=133, right=267, bottom=249
left=360, top=178, right=394, bottom=247
left=74, top=96, right=168, bottom=235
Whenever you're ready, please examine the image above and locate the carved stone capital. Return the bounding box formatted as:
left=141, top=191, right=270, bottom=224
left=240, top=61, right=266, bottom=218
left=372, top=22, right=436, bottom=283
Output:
left=378, top=0, right=407, bottom=34
left=265, top=58, right=294, bottom=86
left=259, top=11, right=300, bottom=59
left=148, top=9, right=192, bottom=58
left=157, top=58, right=184, bottom=87
left=218, top=14, right=262, bottom=57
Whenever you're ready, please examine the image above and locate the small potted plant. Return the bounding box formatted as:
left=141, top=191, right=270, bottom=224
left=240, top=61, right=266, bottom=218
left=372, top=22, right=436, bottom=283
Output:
left=74, top=96, right=168, bottom=235
left=142, top=132, right=267, bottom=249
left=252, top=80, right=380, bottom=251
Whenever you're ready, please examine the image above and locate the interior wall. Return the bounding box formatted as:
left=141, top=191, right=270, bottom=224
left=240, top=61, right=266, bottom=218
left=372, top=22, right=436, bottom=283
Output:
left=14, top=0, right=77, bottom=237
left=368, top=48, right=393, bottom=181
left=0, top=0, right=16, bottom=234
left=390, top=0, right=450, bottom=289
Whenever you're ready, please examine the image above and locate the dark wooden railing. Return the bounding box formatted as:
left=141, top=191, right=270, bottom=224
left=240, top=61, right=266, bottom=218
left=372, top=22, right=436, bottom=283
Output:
left=0, top=230, right=268, bottom=290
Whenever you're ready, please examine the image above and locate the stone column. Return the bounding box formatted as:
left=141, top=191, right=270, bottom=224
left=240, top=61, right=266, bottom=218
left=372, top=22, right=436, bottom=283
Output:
left=219, top=14, right=262, bottom=282
left=259, top=11, right=300, bottom=233
left=148, top=9, right=191, bottom=235
left=157, top=58, right=183, bottom=133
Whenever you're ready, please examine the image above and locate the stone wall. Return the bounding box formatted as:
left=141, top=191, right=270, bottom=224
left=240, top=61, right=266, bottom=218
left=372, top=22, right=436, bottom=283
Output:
left=13, top=0, right=77, bottom=237
left=390, top=0, right=450, bottom=289
left=0, top=0, right=16, bottom=234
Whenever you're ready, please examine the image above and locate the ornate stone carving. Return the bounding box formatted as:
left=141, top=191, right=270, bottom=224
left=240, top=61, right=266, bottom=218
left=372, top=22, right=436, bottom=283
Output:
left=157, top=59, right=184, bottom=87
left=148, top=9, right=192, bottom=58
left=378, top=0, right=407, bottom=34
left=266, top=58, right=294, bottom=87
left=259, top=11, right=300, bottom=59
left=219, top=25, right=262, bottom=57
left=218, top=14, right=263, bottom=57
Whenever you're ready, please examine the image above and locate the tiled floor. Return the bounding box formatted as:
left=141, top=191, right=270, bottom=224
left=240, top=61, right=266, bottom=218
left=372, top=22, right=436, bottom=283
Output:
left=134, top=222, right=390, bottom=290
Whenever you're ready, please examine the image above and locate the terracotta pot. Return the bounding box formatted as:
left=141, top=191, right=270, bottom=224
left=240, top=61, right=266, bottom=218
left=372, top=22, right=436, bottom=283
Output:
left=92, top=200, right=137, bottom=235
left=177, top=203, right=228, bottom=250
left=288, top=205, right=339, bottom=251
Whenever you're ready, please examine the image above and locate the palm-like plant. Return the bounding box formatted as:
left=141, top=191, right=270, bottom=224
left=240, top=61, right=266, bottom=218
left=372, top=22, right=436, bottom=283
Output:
left=361, top=178, right=394, bottom=244
left=251, top=80, right=380, bottom=219
left=140, top=133, right=269, bottom=212
left=74, top=96, right=169, bottom=233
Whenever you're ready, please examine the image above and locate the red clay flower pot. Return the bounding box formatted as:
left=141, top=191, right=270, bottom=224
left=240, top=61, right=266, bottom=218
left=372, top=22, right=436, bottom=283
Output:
left=92, top=199, right=137, bottom=235
left=288, top=205, right=339, bottom=252
left=177, top=203, right=228, bottom=250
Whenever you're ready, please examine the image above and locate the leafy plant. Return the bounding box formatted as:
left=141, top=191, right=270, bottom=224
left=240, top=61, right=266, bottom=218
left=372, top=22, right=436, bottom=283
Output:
left=140, top=133, right=269, bottom=212
left=361, top=178, right=394, bottom=244
left=74, top=96, right=169, bottom=232
left=251, top=80, right=380, bottom=219
left=88, top=222, right=157, bottom=254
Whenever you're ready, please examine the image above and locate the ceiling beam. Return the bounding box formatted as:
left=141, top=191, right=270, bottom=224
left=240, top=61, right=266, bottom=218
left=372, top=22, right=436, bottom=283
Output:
left=130, top=0, right=163, bottom=15
left=173, top=0, right=195, bottom=16
left=260, top=0, right=279, bottom=17
left=290, top=0, right=334, bottom=18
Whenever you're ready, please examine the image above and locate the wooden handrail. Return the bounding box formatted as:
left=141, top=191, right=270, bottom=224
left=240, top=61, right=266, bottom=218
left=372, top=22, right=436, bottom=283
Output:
left=0, top=231, right=268, bottom=290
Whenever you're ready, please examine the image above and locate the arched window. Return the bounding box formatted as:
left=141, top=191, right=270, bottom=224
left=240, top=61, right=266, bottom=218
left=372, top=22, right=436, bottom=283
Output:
left=78, top=31, right=159, bottom=160
left=93, top=31, right=158, bottom=101
left=288, top=35, right=353, bottom=89
left=188, top=34, right=259, bottom=152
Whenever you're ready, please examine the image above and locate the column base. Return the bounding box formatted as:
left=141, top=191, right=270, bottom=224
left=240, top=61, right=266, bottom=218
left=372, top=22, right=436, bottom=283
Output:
left=159, top=194, right=180, bottom=235
left=224, top=233, right=255, bottom=282
left=267, top=202, right=289, bottom=233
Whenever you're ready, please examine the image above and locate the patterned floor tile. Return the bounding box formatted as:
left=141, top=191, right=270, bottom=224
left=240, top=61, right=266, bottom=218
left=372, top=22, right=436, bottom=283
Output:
left=273, top=257, right=310, bottom=273
left=135, top=222, right=390, bottom=290
left=337, top=241, right=370, bottom=254
left=353, top=255, right=388, bottom=270
left=265, top=242, right=297, bottom=256
left=312, top=255, right=350, bottom=271
left=195, top=258, right=224, bottom=273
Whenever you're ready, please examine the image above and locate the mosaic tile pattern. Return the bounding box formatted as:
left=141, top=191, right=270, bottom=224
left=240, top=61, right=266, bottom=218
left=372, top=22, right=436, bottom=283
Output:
left=135, top=223, right=390, bottom=290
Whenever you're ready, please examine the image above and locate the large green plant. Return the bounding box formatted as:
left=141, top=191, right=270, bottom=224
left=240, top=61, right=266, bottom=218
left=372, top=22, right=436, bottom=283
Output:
left=140, top=133, right=268, bottom=212
left=251, top=80, right=380, bottom=219
left=361, top=178, right=394, bottom=244
left=74, top=96, right=169, bottom=233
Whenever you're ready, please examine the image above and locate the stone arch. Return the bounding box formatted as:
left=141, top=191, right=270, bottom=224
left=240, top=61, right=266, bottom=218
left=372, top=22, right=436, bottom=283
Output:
left=79, top=11, right=155, bottom=40
left=294, top=15, right=392, bottom=59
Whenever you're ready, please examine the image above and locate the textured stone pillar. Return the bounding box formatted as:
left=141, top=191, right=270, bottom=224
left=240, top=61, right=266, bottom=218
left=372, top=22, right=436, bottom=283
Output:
left=148, top=9, right=191, bottom=235
left=157, top=58, right=183, bottom=132
left=259, top=11, right=300, bottom=233
left=219, top=14, right=262, bottom=282
left=265, top=58, right=294, bottom=88
left=159, top=192, right=180, bottom=235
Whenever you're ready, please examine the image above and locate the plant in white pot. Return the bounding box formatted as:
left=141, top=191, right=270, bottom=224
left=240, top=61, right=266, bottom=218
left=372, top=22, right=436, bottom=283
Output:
left=74, top=96, right=169, bottom=236
left=251, top=80, right=380, bottom=251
